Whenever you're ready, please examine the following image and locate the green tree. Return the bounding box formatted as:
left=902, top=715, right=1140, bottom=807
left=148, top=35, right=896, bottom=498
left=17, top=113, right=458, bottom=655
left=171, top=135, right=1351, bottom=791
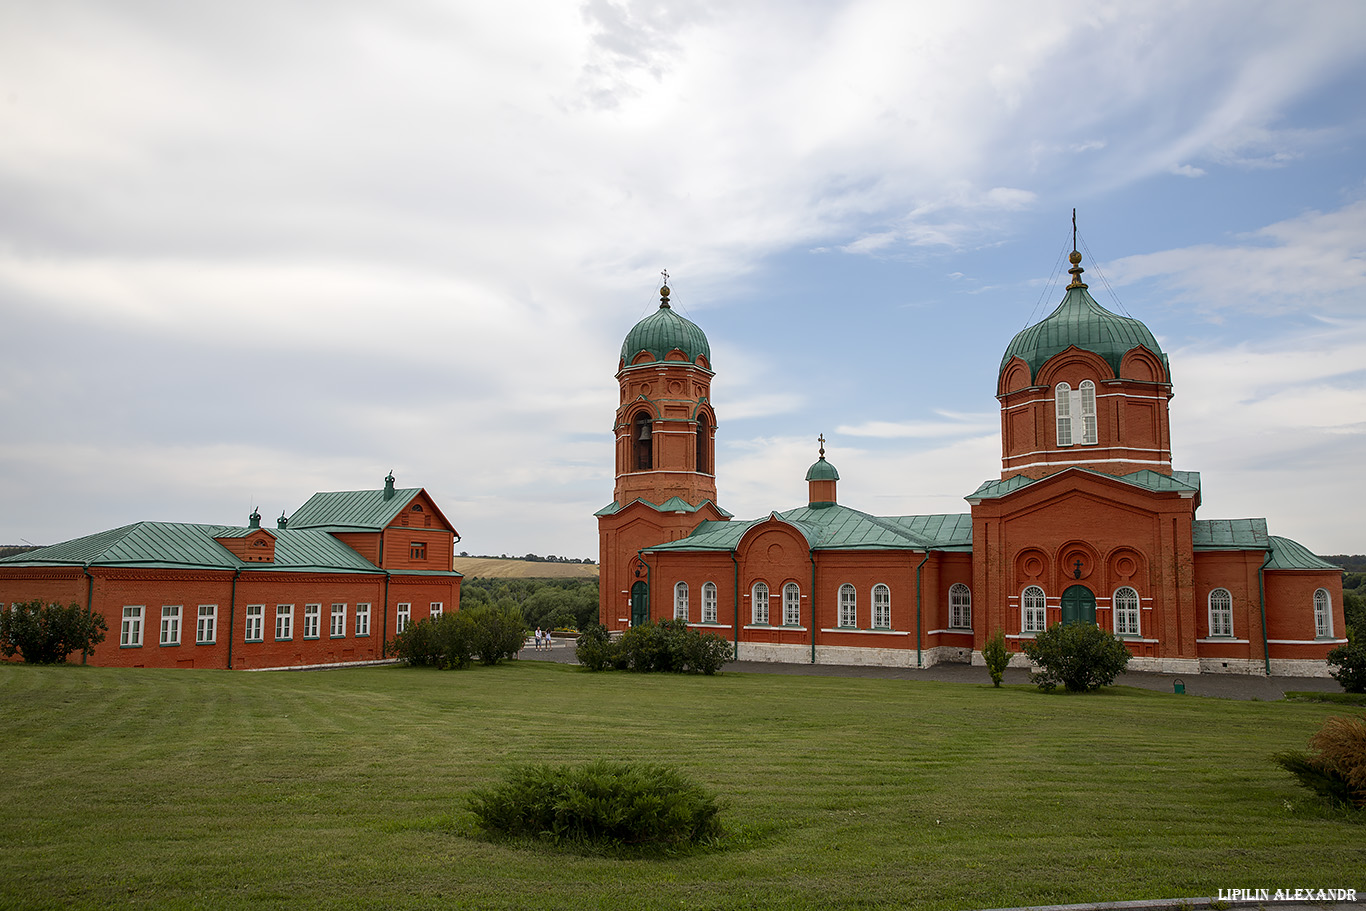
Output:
left=982, top=628, right=1010, bottom=687
left=0, top=599, right=108, bottom=664
left=1021, top=622, right=1131, bottom=693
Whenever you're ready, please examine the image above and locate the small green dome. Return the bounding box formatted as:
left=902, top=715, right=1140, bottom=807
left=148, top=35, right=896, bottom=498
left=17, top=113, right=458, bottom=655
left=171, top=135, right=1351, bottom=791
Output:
left=805, top=456, right=839, bottom=482
left=620, top=286, right=711, bottom=368
left=1000, top=275, right=1167, bottom=383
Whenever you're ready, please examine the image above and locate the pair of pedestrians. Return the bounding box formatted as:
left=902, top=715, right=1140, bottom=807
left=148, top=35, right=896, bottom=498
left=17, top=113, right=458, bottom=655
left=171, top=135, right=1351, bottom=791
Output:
left=532, top=627, right=553, bottom=651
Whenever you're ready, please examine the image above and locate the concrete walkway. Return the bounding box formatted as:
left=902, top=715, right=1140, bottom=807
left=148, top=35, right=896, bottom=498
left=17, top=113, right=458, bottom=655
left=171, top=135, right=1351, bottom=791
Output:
left=521, top=638, right=1348, bottom=700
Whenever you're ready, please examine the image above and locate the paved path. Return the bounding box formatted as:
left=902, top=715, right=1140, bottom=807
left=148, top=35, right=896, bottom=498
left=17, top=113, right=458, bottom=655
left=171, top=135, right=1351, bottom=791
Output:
left=520, top=638, right=1348, bottom=700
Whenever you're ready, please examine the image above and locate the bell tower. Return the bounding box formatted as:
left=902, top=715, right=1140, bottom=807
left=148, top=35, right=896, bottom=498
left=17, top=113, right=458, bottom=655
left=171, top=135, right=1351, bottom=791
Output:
left=597, top=276, right=730, bottom=630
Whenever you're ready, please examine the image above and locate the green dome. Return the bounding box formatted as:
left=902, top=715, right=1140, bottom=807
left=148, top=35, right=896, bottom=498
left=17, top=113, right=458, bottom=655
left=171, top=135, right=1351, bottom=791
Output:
left=1000, top=279, right=1167, bottom=383
left=805, top=456, right=840, bottom=482
left=620, top=287, right=711, bottom=368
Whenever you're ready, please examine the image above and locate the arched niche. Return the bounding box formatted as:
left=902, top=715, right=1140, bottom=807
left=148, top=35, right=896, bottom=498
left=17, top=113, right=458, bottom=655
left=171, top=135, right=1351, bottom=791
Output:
left=1119, top=347, right=1168, bottom=384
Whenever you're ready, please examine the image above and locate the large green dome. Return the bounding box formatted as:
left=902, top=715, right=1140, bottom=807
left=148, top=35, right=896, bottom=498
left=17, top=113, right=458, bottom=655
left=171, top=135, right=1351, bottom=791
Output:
left=1000, top=254, right=1167, bottom=382
left=620, top=287, right=711, bottom=368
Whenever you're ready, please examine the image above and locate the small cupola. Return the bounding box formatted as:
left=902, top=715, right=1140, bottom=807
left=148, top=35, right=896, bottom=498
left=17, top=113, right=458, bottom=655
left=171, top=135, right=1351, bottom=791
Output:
left=805, top=435, right=839, bottom=508
left=248, top=508, right=261, bottom=529
left=384, top=471, right=396, bottom=500
left=277, top=511, right=288, bottom=529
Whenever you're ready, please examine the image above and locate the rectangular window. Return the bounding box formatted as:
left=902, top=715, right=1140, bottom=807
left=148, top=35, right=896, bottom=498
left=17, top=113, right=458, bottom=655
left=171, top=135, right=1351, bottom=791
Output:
left=303, top=603, right=321, bottom=639
left=1055, top=385, right=1073, bottom=447
left=355, top=603, right=371, bottom=637
left=429, top=601, right=443, bottom=620
left=196, top=605, right=217, bottom=644
left=330, top=603, right=346, bottom=638
left=397, top=602, right=411, bottom=634
left=702, top=583, right=717, bottom=623
left=410, top=542, right=427, bottom=560
left=160, top=605, right=181, bottom=646
left=275, top=604, right=294, bottom=641
left=121, top=606, right=144, bottom=647
left=244, top=605, right=264, bottom=642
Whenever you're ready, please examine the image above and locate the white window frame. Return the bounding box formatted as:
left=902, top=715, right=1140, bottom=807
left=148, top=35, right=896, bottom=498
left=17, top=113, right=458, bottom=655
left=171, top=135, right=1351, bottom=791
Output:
left=949, top=583, right=972, bottom=629
left=1022, top=586, right=1046, bottom=633
left=160, top=605, right=181, bottom=646
left=275, top=604, right=294, bottom=641
left=396, top=602, right=411, bottom=634
left=839, top=584, right=857, bottom=628
left=751, top=582, right=769, bottom=625
left=872, top=584, right=891, bottom=630
left=1208, top=588, right=1233, bottom=638
left=783, top=583, right=801, bottom=626
left=1056, top=381, right=1097, bottom=447
left=1314, top=589, right=1332, bottom=638
left=429, top=601, right=443, bottom=620
left=121, top=606, right=144, bottom=647
left=196, top=605, right=218, bottom=645
left=1055, top=382, right=1072, bottom=446
left=330, top=603, right=346, bottom=638
left=355, top=603, right=371, bottom=637
left=1114, top=587, right=1140, bottom=637
left=673, top=582, right=688, bottom=621
left=701, top=582, right=717, bottom=623
left=244, top=604, right=264, bottom=642
left=1079, top=380, right=1098, bottom=445
left=303, top=603, right=321, bottom=639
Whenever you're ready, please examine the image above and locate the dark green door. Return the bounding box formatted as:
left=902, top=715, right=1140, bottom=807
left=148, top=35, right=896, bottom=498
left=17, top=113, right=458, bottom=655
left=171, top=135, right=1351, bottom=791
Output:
left=1061, top=585, right=1096, bottom=625
left=630, top=581, right=649, bottom=627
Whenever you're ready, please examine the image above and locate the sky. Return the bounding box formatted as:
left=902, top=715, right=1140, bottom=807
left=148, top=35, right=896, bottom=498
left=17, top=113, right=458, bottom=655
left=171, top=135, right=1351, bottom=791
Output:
left=2, top=0, right=1365, bottom=559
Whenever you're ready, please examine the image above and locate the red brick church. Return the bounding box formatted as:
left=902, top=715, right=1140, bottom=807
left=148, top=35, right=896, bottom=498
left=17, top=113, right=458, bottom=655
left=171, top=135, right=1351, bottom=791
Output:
left=597, top=250, right=1345, bottom=676
left=0, top=474, right=461, bottom=669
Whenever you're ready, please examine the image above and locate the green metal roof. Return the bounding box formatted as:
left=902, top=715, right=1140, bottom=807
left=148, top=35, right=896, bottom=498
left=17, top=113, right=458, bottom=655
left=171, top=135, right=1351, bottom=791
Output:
left=1000, top=284, right=1168, bottom=383
left=967, top=468, right=1201, bottom=502
left=620, top=298, right=711, bottom=368
left=804, top=456, right=840, bottom=481
left=1265, top=536, right=1340, bottom=571
left=645, top=504, right=975, bottom=554
left=288, top=486, right=423, bottom=532
left=1192, top=518, right=1269, bottom=551
left=594, top=498, right=733, bottom=518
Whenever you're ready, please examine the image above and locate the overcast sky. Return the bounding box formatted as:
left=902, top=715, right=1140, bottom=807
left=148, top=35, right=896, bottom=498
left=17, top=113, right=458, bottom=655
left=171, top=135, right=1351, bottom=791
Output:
left=3, top=0, right=1364, bottom=559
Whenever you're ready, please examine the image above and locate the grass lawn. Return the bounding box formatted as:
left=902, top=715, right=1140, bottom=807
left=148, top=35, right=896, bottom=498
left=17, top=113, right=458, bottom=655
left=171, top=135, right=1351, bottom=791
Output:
left=0, top=661, right=1361, bottom=910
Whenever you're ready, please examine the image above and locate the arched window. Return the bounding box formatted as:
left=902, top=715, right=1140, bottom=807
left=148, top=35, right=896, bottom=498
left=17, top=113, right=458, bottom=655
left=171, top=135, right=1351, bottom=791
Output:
left=632, top=412, right=653, bottom=470
left=872, top=584, right=891, bottom=630
left=1314, top=589, right=1332, bottom=638
left=783, top=583, right=801, bottom=626
left=839, top=584, right=857, bottom=628
left=1113, top=587, right=1140, bottom=637
left=1055, top=382, right=1072, bottom=446
left=1079, top=380, right=1098, bottom=444
left=1022, top=586, right=1046, bottom=633
left=673, top=582, right=689, bottom=622
left=695, top=413, right=710, bottom=475
left=702, top=582, right=717, bottom=623
left=1208, top=588, right=1233, bottom=637
left=949, top=584, right=971, bottom=629
left=751, top=582, right=769, bottom=625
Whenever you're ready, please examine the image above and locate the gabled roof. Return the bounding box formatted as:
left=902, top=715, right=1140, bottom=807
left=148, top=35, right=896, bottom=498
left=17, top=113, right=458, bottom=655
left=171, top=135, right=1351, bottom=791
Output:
left=966, top=468, right=1201, bottom=502
left=594, top=498, right=734, bottom=519
left=288, top=486, right=453, bottom=533
left=644, top=504, right=974, bottom=554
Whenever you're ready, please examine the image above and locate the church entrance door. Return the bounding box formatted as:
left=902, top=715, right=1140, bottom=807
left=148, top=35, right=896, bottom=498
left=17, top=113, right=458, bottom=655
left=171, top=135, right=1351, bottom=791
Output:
left=630, top=581, right=649, bottom=627
left=1061, top=585, right=1096, bottom=625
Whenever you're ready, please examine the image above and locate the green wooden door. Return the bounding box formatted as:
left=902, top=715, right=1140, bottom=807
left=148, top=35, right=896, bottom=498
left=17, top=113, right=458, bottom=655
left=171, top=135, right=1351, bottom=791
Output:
left=1061, top=585, right=1096, bottom=625
left=630, top=581, right=649, bottom=627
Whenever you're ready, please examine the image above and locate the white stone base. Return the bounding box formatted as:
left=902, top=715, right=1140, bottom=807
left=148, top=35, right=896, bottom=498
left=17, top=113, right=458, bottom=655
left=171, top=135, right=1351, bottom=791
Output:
left=736, top=642, right=972, bottom=668
left=1268, top=658, right=1335, bottom=678
left=1126, top=656, right=1201, bottom=675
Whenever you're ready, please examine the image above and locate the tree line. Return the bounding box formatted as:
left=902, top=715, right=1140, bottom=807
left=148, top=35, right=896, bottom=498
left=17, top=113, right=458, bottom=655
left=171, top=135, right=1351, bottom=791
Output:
left=459, top=577, right=599, bottom=632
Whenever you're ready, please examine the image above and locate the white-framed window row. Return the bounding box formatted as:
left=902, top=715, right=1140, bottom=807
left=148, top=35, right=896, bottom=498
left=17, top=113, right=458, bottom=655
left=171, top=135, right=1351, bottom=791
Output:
left=949, top=583, right=971, bottom=630
left=244, top=604, right=264, bottom=642
left=430, top=602, right=443, bottom=621
left=160, top=605, right=181, bottom=647
left=196, top=605, right=217, bottom=645
left=121, top=606, right=144, bottom=648
left=355, top=603, right=371, bottom=637
left=396, top=602, right=412, bottom=635
left=275, top=604, right=294, bottom=641
left=330, top=603, right=347, bottom=638
left=838, top=583, right=857, bottom=628
left=783, top=583, right=802, bottom=627
left=674, top=582, right=689, bottom=621
left=1022, top=586, right=1046, bottom=634
left=1314, top=589, right=1332, bottom=639
left=1055, top=380, right=1097, bottom=447
left=1113, top=587, right=1140, bottom=637
left=303, top=603, right=321, bottom=640
left=1208, top=588, right=1233, bottom=638
left=701, top=582, right=717, bottom=624
left=750, top=582, right=769, bottom=625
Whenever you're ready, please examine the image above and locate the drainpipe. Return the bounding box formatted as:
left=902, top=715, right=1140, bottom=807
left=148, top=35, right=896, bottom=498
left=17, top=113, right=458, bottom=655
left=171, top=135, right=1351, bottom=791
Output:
left=82, top=564, right=95, bottom=666
left=381, top=571, right=391, bottom=658
left=227, top=568, right=242, bottom=669
left=1257, top=548, right=1273, bottom=677
left=914, top=549, right=931, bottom=668
left=729, top=550, right=740, bottom=655
left=809, top=550, right=817, bottom=665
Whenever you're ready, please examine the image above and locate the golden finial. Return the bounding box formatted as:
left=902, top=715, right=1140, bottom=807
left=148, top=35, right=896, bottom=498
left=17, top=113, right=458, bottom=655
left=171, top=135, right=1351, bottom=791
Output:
left=1067, top=208, right=1088, bottom=290
left=818, top=434, right=826, bottom=458
left=659, top=269, right=671, bottom=308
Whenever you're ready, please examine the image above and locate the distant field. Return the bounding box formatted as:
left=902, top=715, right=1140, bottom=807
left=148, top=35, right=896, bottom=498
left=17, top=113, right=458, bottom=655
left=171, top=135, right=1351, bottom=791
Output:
left=1, top=662, right=1361, bottom=910
left=453, top=556, right=598, bottom=579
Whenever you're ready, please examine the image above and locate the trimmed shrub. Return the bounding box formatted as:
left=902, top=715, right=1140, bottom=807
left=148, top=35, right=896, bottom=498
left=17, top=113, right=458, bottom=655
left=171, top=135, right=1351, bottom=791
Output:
left=574, top=624, right=614, bottom=672
left=1021, top=622, right=1131, bottom=693
left=467, top=761, right=723, bottom=850
left=1327, top=623, right=1366, bottom=694
left=0, top=600, right=107, bottom=664
left=390, top=606, right=516, bottom=669
left=982, top=627, right=1009, bottom=687
left=1274, top=713, right=1366, bottom=810
left=575, top=619, right=732, bottom=675
left=467, top=603, right=526, bottom=665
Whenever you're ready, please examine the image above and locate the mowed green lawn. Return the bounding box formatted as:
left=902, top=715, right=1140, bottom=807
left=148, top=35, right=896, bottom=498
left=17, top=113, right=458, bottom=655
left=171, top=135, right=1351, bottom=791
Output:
left=1, top=662, right=1361, bottom=910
